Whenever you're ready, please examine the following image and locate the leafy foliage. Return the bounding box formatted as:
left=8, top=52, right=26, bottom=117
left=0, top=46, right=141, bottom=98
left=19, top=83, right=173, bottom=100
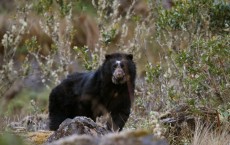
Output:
left=0, top=0, right=229, bottom=144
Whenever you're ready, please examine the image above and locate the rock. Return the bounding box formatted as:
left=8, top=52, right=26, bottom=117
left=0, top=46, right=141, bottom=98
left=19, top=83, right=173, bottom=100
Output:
left=46, top=116, right=168, bottom=145
left=46, top=116, right=110, bottom=143
left=47, top=130, right=168, bottom=145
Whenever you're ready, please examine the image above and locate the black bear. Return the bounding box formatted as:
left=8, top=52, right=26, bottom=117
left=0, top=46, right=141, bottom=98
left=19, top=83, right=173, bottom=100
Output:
left=48, top=53, right=136, bottom=131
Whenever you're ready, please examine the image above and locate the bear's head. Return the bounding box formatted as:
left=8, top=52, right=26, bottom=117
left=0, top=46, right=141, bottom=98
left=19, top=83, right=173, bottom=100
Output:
left=102, top=53, right=136, bottom=85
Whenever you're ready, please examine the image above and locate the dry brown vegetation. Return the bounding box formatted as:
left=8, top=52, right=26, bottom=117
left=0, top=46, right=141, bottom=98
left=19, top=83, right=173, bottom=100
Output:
left=0, top=0, right=229, bottom=145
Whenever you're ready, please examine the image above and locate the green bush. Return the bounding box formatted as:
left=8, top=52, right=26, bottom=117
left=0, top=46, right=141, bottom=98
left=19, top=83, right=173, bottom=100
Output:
left=154, top=0, right=230, bottom=108
left=0, top=0, right=229, bottom=144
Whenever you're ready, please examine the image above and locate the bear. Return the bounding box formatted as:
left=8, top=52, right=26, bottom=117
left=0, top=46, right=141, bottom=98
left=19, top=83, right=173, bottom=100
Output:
left=48, top=53, right=136, bottom=131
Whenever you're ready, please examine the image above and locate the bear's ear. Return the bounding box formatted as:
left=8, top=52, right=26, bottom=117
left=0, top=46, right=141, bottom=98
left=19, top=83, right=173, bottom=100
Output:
left=105, top=54, right=111, bottom=60
left=126, top=54, right=133, bottom=60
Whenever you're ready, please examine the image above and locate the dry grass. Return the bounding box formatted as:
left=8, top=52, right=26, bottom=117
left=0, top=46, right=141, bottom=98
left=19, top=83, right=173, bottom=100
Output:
left=0, top=0, right=229, bottom=145
left=191, top=121, right=230, bottom=145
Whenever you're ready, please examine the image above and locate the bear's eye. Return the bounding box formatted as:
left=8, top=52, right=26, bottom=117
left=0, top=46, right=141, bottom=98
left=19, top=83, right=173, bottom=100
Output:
left=112, top=64, right=117, bottom=69
left=120, top=63, right=124, bottom=68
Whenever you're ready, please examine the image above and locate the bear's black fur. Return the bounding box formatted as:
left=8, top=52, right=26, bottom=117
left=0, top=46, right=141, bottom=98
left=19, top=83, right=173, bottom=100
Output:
left=48, top=53, right=136, bottom=131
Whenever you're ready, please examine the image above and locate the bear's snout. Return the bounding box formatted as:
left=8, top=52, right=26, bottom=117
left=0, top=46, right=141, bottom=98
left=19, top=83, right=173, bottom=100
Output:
left=112, top=68, right=126, bottom=84
left=115, top=68, right=125, bottom=79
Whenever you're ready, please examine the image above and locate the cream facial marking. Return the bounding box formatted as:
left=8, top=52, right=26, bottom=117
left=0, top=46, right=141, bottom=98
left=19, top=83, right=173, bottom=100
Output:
left=116, top=60, right=122, bottom=68
left=116, top=60, right=121, bottom=65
